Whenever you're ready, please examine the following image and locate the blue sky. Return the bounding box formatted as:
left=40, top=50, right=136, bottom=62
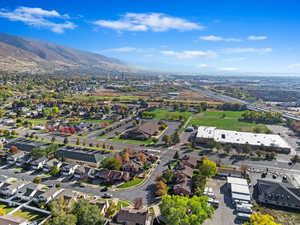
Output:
left=0, top=0, right=300, bottom=74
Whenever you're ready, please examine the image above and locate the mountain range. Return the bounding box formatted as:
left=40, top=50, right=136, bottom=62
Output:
left=0, top=32, right=133, bottom=75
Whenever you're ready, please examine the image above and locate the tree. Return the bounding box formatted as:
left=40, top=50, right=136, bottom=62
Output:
left=155, top=181, right=168, bottom=196
left=51, top=136, right=56, bottom=143
left=73, top=199, right=104, bottom=225
left=33, top=176, right=42, bottom=184
left=63, top=137, right=69, bottom=145
left=160, top=195, right=214, bottom=225
left=162, top=135, right=171, bottom=146
left=76, top=138, right=80, bottom=145
left=47, top=197, right=77, bottom=225
left=51, top=166, right=60, bottom=177
left=101, top=157, right=122, bottom=170
left=48, top=214, right=77, bottom=225
left=200, top=158, right=217, bottom=177
left=171, top=132, right=180, bottom=144
left=245, top=212, right=281, bottom=225
left=0, top=208, right=5, bottom=216
left=160, top=169, right=174, bottom=184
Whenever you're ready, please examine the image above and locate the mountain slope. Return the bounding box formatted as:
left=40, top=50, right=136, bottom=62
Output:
left=0, top=32, right=133, bottom=75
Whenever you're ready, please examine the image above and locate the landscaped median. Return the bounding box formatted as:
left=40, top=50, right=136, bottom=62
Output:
left=117, top=177, right=144, bottom=189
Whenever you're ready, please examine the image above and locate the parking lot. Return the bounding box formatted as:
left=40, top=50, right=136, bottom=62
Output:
left=203, top=179, right=237, bottom=225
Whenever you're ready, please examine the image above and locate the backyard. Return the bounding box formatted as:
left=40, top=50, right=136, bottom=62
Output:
left=188, top=110, right=271, bottom=133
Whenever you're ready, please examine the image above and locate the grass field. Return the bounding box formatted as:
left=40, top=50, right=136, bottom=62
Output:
left=13, top=209, right=46, bottom=221
left=117, top=178, right=144, bottom=189
left=110, top=136, right=153, bottom=145
left=148, top=109, right=193, bottom=120
left=188, top=110, right=270, bottom=133
left=23, top=118, right=48, bottom=125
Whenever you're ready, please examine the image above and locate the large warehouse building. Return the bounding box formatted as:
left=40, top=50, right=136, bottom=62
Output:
left=194, top=126, right=291, bottom=153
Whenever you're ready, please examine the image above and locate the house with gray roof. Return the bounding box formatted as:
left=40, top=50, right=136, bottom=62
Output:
left=0, top=180, right=25, bottom=197
left=7, top=151, right=25, bottom=165
left=33, top=187, right=62, bottom=204
left=30, top=157, right=47, bottom=170
left=43, top=158, right=62, bottom=173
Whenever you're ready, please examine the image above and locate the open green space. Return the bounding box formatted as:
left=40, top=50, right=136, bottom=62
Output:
left=0, top=204, right=16, bottom=215
left=188, top=110, right=270, bottom=133
left=22, top=118, right=49, bottom=125
left=13, top=209, right=46, bottom=221
left=147, top=109, right=193, bottom=120
left=110, top=136, right=154, bottom=145
left=117, top=177, right=144, bottom=189
left=70, top=119, right=112, bottom=124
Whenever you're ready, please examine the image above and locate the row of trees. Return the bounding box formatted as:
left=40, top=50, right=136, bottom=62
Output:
left=240, top=111, right=282, bottom=124
left=217, top=103, right=247, bottom=111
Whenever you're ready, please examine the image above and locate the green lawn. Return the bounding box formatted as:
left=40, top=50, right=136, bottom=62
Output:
left=0, top=204, right=16, bottom=215
left=148, top=109, right=193, bottom=120
left=23, top=118, right=48, bottom=125
left=188, top=110, right=270, bottom=133
left=117, top=178, right=144, bottom=188
left=71, top=119, right=112, bottom=124
left=110, top=136, right=154, bottom=145
left=13, top=209, right=46, bottom=221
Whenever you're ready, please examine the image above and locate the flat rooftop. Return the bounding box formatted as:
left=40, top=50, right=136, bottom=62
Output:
left=196, top=126, right=291, bottom=149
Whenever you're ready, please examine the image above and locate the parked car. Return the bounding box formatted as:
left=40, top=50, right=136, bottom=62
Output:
left=101, top=187, right=108, bottom=192
left=103, top=193, right=112, bottom=198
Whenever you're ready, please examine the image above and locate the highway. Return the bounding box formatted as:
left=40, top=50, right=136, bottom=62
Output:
left=192, top=87, right=300, bottom=121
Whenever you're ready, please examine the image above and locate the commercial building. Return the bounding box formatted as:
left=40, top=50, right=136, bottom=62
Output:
left=195, top=126, right=291, bottom=153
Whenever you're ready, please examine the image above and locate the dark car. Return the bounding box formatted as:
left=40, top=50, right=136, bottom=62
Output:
left=101, top=187, right=108, bottom=192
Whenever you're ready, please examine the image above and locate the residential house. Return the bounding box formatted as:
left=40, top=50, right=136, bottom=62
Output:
left=0, top=176, right=7, bottom=188
left=255, top=179, right=300, bottom=210
left=33, top=188, right=62, bottom=204
left=56, top=189, right=78, bottom=202
left=122, top=161, right=144, bottom=175
left=74, top=166, right=91, bottom=179
left=96, top=169, right=131, bottom=183
left=113, top=208, right=153, bottom=225
left=43, top=158, right=62, bottom=173
left=16, top=154, right=32, bottom=167
left=31, top=157, right=47, bottom=170
left=61, top=163, right=79, bottom=176
left=7, top=152, right=25, bottom=165
left=0, top=215, right=29, bottom=225
left=17, top=183, right=39, bottom=201
left=0, top=181, right=25, bottom=197
left=181, top=155, right=198, bottom=168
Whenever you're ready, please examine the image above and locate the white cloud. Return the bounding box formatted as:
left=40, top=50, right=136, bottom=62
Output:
left=93, top=13, right=204, bottom=32
left=0, top=6, right=75, bottom=33
left=248, top=35, right=268, bottom=40
left=199, top=35, right=241, bottom=42
left=222, top=48, right=272, bottom=54
left=288, top=64, right=300, bottom=69
left=197, top=64, right=209, bottom=68
left=223, top=57, right=246, bottom=62
left=218, top=67, right=239, bottom=71
left=161, top=50, right=217, bottom=59
left=102, top=47, right=137, bottom=53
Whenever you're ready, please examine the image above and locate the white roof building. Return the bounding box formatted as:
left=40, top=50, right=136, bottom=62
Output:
left=196, top=126, right=291, bottom=150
